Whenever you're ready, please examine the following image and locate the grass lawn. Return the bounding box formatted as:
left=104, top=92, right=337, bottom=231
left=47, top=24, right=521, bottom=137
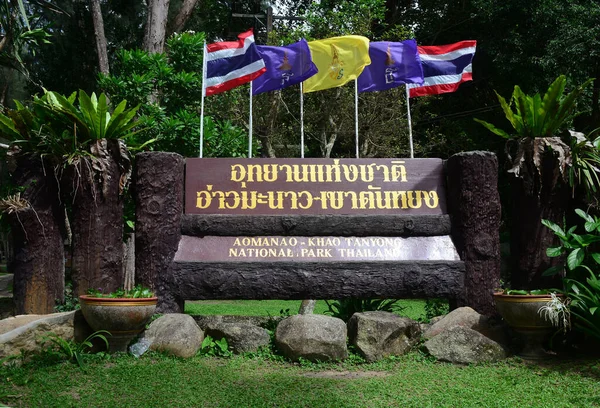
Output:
left=185, top=299, right=432, bottom=321
left=1, top=352, right=599, bottom=407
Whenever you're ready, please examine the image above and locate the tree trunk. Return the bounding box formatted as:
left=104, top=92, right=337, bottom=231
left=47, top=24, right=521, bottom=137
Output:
left=68, top=141, right=125, bottom=296
left=167, top=0, right=200, bottom=37
left=89, top=0, right=110, bottom=75
left=143, top=0, right=171, bottom=54
left=510, top=152, right=568, bottom=290
left=9, top=155, right=65, bottom=314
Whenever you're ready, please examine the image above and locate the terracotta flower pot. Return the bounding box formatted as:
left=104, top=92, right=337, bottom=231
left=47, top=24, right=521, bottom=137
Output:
left=79, top=295, right=158, bottom=353
left=493, top=292, right=563, bottom=359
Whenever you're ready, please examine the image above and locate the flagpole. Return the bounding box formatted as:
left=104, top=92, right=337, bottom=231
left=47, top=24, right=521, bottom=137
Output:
left=249, top=81, right=253, bottom=158
left=406, top=85, right=414, bottom=159
left=354, top=79, right=359, bottom=159
left=199, top=41, right=207, bottom=158
left=300, top=82, right=304, bottom=158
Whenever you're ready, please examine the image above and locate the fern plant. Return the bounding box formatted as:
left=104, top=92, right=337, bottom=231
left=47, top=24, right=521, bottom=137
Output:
left=475, top=75, right=593, bottom=140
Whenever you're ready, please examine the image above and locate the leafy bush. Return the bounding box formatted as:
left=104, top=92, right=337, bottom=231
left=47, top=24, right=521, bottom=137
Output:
left=543, top=208, right=600, bottom=341
left=324, top=299, right=403, bottom=322
left=98, top=32, right=255, bottom=158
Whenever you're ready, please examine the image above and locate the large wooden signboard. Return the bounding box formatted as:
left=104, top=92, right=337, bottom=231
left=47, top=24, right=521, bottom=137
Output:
left=185, top=158, right=446, bottom=215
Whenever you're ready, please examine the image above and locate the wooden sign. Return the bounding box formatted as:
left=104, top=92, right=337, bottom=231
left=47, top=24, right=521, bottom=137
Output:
left=174, top=235, right=460, bottom=262
left=185, top=158, right=446, bottom=215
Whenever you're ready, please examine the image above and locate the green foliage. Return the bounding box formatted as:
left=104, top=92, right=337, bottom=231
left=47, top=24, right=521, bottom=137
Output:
left=0, top=90, right=142, bottom=161
left=544, top=208, right=600, bottom=340
left=565, top=272, right=600, bottom=341
left=54, top=282, right=80, bottom=312
left=542, top=209, right=600, bottom=282
left=200, top=335, right=232, bottom=357
left=41, top=330, right=110, bottom=368
left=324, top=299, right=403, bottom=322
left=423, top=298, right=449, bottom=321
left=98, top=32, right=252, bottom=158
left=474, top=75, right=594, bottom=140
left=86, top=284, right=154, bottom=299
left=568, top=128, right=600, bottom=205
left=501, top=289, right=553, bottom=295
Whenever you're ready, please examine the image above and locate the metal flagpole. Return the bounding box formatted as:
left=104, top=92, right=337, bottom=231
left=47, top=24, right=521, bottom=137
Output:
left=355, top=79, right=359, bottom=159
left=406, top=85, right=414, bottom=159
left=300, top=82, right=304, bottom=158
left=199, top=41, right=207, bottom=158
left=249, top=81, right=253, bottom=158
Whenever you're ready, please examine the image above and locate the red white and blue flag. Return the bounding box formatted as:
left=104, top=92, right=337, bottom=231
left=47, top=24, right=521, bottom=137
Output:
left=204, top=29, right=266, bottom=96
left=407, top=40, right=476, bottom=98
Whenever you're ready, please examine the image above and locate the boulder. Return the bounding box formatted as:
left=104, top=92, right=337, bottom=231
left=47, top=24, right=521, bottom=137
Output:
left=0, top=311, right=77, bottom=359
left=142, top=314, right=204, bottom=358
left=275, top=314, right=347, bottom=362
left=348, top=311, right=421, bottom=362
left=192, top=315, right=276, bottom=331
left=423, top=307, right=489, bottom=339
left=205, top=322, right=270, bottom=354
left=423, top=326, right=508, bottom=364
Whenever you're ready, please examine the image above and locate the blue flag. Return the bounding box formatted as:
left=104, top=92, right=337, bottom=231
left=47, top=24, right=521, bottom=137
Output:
left=357, top=40, right=424, bottom=93
left=252, top=39, right=318, bottom=95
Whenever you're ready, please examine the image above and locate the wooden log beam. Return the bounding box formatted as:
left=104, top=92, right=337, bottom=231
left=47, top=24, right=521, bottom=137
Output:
left=447, top=151, right=501, bottom=315
left=171, top=260, right=464, bottom=300
left=181, top=214, right=451, bottom=237
left=135, top=152, right=185, bottom=313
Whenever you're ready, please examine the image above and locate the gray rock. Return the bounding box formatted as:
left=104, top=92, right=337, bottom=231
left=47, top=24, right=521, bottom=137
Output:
left=424, top=326, right=508, bottom=364
left=423, top=307, right=489, bottom=339
left=348, top=311, right=421, bottom=362
left=192, top=315, right=277, bottom=331
left=275, top=314, right=347, bottom=362
left=143, top=314, right=204, bottom=358
left=0, top=311, right=76, bottom=359
left=205, top=322, right=270, bottom=354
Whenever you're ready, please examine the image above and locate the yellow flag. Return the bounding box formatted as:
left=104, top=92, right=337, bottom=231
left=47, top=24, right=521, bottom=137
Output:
left=303, top=36, right=371, bottom=93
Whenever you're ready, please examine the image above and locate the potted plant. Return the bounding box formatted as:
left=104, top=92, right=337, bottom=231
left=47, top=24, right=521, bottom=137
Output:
left=493, top=289, right=569, bottom=358
left=79, top=285, right=157, bottom=353
left=475, top=75, right=594, bottom=290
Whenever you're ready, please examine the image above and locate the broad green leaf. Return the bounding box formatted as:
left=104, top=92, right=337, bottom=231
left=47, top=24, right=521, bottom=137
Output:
left=592, top=253, right=600, bottom=264
left=567, top=248, right=584, bottom=270
left=576, top=208, right=594, bottom=223
left=542, top=265, right=564, bottom=276
left=96, top=93, right=109, bottom=139
left=541, top=219, right=566, bottom=238
left=546, top=246, right=563, bottom=257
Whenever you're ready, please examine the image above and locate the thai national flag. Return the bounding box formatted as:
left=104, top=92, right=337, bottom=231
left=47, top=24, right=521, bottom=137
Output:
left=407, top=40, right=476, bottom=98
left=204, top=29, right=266, bottom=96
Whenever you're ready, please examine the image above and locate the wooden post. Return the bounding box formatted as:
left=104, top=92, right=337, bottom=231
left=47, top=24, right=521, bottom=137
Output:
left=446, top=151, right=501, bottom=316
left=135, top=152, right=184, bottom=313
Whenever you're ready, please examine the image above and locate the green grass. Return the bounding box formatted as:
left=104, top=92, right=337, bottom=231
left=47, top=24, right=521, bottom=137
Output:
left=185, top=299, right=431, bottom=321
left=2, top=352, right=599, bottom=407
